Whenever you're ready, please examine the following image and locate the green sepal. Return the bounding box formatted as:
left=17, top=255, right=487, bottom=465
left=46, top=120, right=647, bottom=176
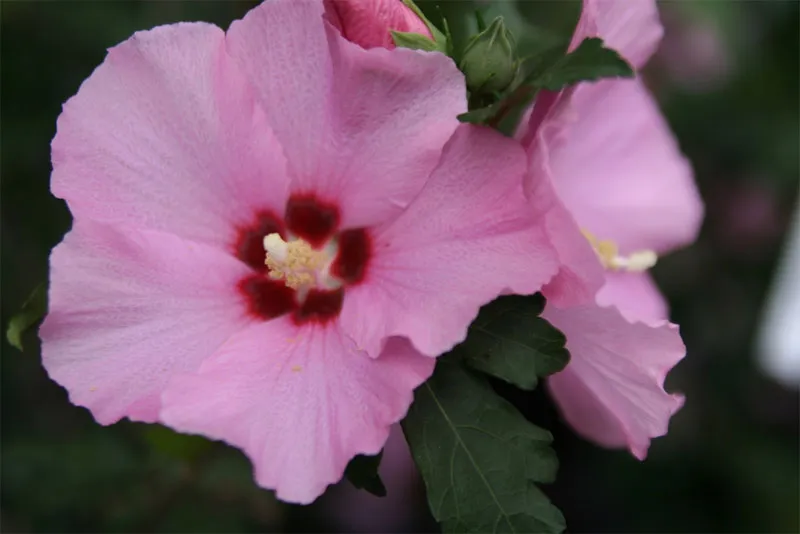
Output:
left=401, top=0, right=448, bottom=54
left=458, top=101, right=505, bottom=124
left=457, top=84, right=534, bottom=126
left=391, top=30, right=439, bottom=52
left=6, top=283, right=47, bottom=351
left=475, top=9, right=488, bottom=33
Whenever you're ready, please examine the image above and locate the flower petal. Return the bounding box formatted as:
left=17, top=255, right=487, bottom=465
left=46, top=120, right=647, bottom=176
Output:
left=161, top=320, right=433, bottom=504
left=596, top=271, right=668, bottom=324
left=543, top=303, right=685, bottom=459
left=545, top=77, right=703, bottom=254
left=519, top=0, right=667, bottom=180
left=227, top=0, right=465, bottom=228
left=571, top=0, right=664, bottom=69
left=51, top=23, right=289, bottom=248
left=527, top=133, right=606, bottom=307
left=40, top=220, right=252, bottom=424
left=339, top=125, right=559, bottom=358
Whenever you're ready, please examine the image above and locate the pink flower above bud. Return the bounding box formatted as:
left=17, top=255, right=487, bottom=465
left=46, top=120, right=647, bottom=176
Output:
left=325, top=0, right=432, bottom=49
left=41, top=0, right=559, bottom=504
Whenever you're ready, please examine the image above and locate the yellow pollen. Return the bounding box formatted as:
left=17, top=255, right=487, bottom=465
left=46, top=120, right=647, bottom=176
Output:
left=264, top=233, right=327, bottom=289
left=582, top=230, right=657, bottom=272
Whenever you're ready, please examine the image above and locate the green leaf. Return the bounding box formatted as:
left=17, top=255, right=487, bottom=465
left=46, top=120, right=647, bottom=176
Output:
left=402, top=357, right=565, bottom=534
left=461, top=295, right=569, bottom=390
left=6, top=283, right=47, bottom=351
left=391, top=30, right=439, bottom=52
left=344, top=452, right=386, bottom=497
left=528, top=37, right=634, bottom=91
left=520, top=43, right=569, bottom=84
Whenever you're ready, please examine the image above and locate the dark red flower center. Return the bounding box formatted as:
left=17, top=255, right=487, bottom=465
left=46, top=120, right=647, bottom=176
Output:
left=234, top=194, right=371, bottom=326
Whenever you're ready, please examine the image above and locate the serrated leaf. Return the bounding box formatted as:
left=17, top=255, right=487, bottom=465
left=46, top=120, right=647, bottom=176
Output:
left=344, top=451, right=386, bottom=497
left=530, top=37, right=633, bottom=91
left=461, top=295, right=569, bottom=390
left=391, top=30, right=439, bottom=52
left=402, top=357, right=565, bottom=534
left=6, top=283, right=47, bottom=351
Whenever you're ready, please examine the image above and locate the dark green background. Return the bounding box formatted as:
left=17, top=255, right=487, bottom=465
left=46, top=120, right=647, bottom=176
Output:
left=2, top=1, right=798, bottom=532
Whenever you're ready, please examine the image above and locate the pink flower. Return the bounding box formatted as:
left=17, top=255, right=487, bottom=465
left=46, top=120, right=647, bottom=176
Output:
left=41, top=0, right=559, bottom=503
left=520, top=0, right=704, bottom=458
left=657, top=5, right=733, bottom=93
left=324, top=0, right=432, bottom=49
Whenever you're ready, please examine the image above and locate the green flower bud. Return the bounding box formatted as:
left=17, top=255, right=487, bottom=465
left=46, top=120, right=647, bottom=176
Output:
left=459, top=16, right=519, bottom=94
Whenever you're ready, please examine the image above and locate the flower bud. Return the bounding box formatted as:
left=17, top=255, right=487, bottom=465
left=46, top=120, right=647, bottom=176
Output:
left=459, top=16, right=519, bottom=93
left=325, top=0, right=433, bottom=50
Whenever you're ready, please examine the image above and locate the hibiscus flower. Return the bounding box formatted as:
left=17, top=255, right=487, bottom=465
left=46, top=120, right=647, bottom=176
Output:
left=41, top=0, right=559, bottom=503
left=520, top=0, right=705, bottom=459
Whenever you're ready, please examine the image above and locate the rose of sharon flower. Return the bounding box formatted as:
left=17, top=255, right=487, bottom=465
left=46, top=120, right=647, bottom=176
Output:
left=519, top=0, right=704, bottom=458
left=324, top=0, right=432, bottom=49
left=41, top=0, right=559, bottom=503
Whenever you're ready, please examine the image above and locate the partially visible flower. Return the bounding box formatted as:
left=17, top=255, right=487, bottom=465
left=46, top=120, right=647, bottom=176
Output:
left=42, top=0, right=559, bottom=504
left=712, top=180, right=785, bottom=256
left=657, top=5, right=733, bottom=93
left=757, top=198, right=800, bottom=388
left=324, top=0, right=432, bottom=49
left=520, top=0, right=704, bottom=458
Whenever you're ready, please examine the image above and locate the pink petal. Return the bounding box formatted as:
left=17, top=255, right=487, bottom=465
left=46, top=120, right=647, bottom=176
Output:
left=519, top=0, right=667, bottom=181
left=227, top=0, right=465, bottom=228
left=571, top=0, right=664, bottom=69
left=40, top=220, right=252, bottom=425
left=526, top=132, right=606, bottom=307
left=543, top=303, right=685, bottom=459
left=516, top=89, right=563, bottom=149
left=161, top=320, right=433, bottom=504
left=596, top=271, right=669, bottom=324
left=545, top=77, right=703, bottom=254
left=339, top=125, right=559, bottom=358
left=51, top=23, right=289, bottom=248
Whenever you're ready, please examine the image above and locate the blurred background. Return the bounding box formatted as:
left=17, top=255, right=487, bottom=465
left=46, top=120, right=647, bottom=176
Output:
left=1, top=1, right=798, bottom=532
